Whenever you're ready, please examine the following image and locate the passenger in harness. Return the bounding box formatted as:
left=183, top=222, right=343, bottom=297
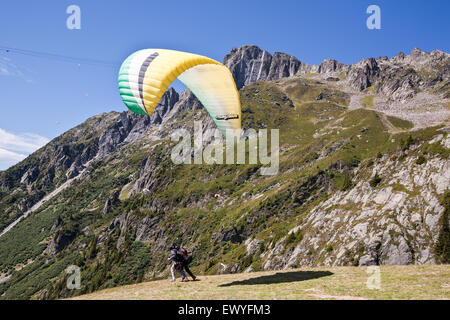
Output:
left=168, top=244, right=197, bottom=282
left=179, top=247, right=196, bottom=281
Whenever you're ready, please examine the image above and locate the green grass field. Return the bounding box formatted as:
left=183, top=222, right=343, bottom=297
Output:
left=360, top=95, right=375, bottom=109
left=72, top=265, right=449, bottom=300
left=386, top=115, right=415, bottom=130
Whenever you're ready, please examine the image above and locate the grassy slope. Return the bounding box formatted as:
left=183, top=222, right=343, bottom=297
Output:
left=360, top=95, right=375, bottom=109
left=72, top=265, right=450, bottom=300
left=386, top=115, right=415, bottom=130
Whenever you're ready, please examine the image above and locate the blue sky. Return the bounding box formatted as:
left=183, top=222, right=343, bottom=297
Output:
left=0, top=0, right=449, bottom=169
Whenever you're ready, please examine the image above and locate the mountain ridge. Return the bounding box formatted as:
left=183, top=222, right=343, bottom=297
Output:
left=0, top=44, right=448, bottom=300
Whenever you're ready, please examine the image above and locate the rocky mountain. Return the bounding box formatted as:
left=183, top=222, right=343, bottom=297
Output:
left=225, top=45, right=449, bottom=128
left=224, top=45, right=449, bottom=93
left=223, top=45, right=316, bottom=88
left=0, top=45, right=448, bottom=300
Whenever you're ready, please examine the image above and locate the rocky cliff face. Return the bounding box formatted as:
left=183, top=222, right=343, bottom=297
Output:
left=263, top=137, right=450, bottom=269
left=342, top=49, right=449, bottom=100
left=224, top=45, right=449, bottom=105
left=223, top=45, right=313, bottom=89
left=318, top=59, right=347, bottom=74
left=0, top=88, right=183, bottom=233
left=0, top=45, right=448, bottom=300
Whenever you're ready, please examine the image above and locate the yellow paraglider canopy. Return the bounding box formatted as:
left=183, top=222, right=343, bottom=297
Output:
left=118, top=49, right=241, bottom=136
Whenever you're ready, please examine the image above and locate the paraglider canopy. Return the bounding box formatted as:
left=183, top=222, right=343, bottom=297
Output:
left=118, top=49, right=241, bottom=137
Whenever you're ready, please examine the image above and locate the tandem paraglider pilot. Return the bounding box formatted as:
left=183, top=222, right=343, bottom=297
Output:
left=168, top=244, right=197, bottom=282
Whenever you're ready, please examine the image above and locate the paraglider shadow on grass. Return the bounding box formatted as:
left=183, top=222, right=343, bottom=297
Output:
left=218, top=271, right=333, bottom=287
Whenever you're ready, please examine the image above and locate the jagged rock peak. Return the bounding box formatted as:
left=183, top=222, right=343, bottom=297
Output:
left=391, top=47, right=449, bottom=66
left=149, top=87, right=179, bottom=125
left=223, top=45, right=304, bottom=89
left=346, top=57, right=380, bottom=91
left=318, top=59, right=348, bottom=73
